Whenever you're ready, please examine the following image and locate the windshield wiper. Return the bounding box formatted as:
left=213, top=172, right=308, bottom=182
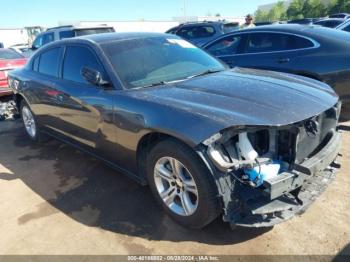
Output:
left=141, top=81, right=168, bottom=88
left=187, top=69, right=223, bottom=79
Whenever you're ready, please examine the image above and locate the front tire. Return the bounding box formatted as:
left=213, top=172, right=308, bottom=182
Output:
left=147, top=139, right=221, bottom=228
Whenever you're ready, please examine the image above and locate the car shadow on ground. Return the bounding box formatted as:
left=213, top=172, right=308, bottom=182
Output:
left=333, top=242, right=350, bottom=261
left=0, top=124, right=272, bottom=245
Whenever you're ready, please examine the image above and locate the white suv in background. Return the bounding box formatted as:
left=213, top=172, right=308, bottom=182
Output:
left=31, top=25, right=115, bottom=50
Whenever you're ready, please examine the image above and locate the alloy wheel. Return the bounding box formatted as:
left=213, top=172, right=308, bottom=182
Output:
left=22, top=106, right=36, bottom=138
left=154, top=157, right=199, bottom=216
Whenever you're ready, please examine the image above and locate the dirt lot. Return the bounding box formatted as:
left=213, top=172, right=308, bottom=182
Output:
left=0, top=113, right=349, bottom=256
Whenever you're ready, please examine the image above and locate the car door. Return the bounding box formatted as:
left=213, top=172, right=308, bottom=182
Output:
left=231, top=32, right=314, bottom=73
left=54, top=44, right=116, bottom=159
left=206, top=32, right=315, bottom=73
left=27, top=46, right=64, bottom=129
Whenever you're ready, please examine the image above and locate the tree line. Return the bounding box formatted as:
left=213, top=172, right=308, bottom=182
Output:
left=254, top=0, right=350, bottom=22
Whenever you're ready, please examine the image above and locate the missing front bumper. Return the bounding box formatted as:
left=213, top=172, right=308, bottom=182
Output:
left=224, top=130, right=341, bottom=228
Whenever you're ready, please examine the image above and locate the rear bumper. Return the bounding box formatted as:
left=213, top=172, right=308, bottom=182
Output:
left=227, top=129, right=342, bottom=227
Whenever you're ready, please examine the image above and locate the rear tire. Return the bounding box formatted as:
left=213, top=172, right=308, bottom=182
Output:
left=147, top=139, right=221, bottom=228
left=20, top=100, right=43, bottom=142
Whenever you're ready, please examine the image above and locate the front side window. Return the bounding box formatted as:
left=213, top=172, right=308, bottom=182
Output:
left=343, top=25, right=350, bottom=32
left=206, top=35, right=242, bottom=56
left=102, top=37, right=225, bottom=89
left=32, top=35, right=43, bottom=49
left=63, top=46, right=105, bottom=84
left=38, top=47, right=61, bottom=77
left=244, top=33, right=313, bottom=53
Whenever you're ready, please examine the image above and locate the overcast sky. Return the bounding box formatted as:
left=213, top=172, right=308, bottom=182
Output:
left=1, top=0, right=275, bottom=28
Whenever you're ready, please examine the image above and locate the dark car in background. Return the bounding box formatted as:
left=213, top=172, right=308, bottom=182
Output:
left=166, top=21, right=239, bottom=46
left=287, top=18, right=316, bottom=25
left=31, top=25, right=115, bottom=51
left=203, top=24, right=350, bottom=105
left=313, top=18, right=345, bottom=28
left=0, top=49, right=27, bottom=96
left=8, top=33, right=341, bottom=229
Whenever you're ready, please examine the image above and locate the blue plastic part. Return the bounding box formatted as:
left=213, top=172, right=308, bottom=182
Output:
left=244, top=160, right=281, bottom=187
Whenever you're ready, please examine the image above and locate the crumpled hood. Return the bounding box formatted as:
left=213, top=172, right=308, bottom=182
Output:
left=132, top=67, right=338, bottom=127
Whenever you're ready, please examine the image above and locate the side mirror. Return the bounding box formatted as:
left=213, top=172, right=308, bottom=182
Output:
left=81, top=67, right=110, bottom=87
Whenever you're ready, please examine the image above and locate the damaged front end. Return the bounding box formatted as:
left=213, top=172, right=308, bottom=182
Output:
left=199, top=102, right=342, bottom=228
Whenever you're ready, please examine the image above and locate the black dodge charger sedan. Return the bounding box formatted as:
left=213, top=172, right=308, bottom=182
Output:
left=203, top=24, right=350, bottom=105
left=8, top=33, right=341, bottom=229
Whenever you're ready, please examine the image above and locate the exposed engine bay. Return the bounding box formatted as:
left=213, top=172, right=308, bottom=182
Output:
left=200, top=102, right=342, bottom=227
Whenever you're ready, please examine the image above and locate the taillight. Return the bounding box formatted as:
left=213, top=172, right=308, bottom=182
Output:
left=0, top=71, right=6, bottom=80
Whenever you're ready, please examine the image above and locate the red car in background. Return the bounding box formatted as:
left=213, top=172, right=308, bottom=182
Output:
left=0, top=49, right=27, bottom=97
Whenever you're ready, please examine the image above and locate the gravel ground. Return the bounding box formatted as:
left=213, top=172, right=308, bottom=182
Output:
left=0, top=98, right=349, bottom=258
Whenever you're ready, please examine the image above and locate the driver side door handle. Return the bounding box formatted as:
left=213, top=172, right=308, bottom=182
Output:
left=276, top=58, right=290, bottom=64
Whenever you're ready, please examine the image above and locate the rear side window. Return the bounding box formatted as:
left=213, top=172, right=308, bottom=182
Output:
left=59, top=30, right=75, bottom=39
left=62, top=46, right=105, bottom=84
left=206, top=35, right=243, bottom=56
left=38, top=47, right=61, bottom=77
left=177, top=26, right=216, bottom=39
left=244, top=33, right=314, bottom=53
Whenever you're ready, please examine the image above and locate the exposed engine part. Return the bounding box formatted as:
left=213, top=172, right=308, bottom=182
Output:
left=237, top=132, right=258, bottom=161
left=0, top=99, right=18, bottom=121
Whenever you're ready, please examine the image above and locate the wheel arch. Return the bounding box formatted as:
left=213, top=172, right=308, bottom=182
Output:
left=136, top=131, right=200, bottom=184
left=13, top=93, right=27, bottom=111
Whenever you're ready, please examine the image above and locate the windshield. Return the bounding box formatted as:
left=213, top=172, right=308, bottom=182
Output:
left=75, top=28, right=115, bottom=36
left=0, top=49, right=24, bottom=60
left=102, top=36, right=225, bottom=89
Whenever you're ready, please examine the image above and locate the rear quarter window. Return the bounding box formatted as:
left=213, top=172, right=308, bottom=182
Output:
left=343, top=25, right=350, bottom=32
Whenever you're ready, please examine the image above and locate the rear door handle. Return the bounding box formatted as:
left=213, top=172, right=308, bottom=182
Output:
left=276, top=58, right=290, bottom=64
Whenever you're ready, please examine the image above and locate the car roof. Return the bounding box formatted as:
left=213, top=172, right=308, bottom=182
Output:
left=179, top=21, right=225, bottom=26
left=205, top=23, right=350, bottom=44
left=315, top=18, right=345, bottom=22
left=61, top=32, right=177, bottom=45
left=46, top=25, right=114, bottom=31
left=236, top=24, right=337, bottom=33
